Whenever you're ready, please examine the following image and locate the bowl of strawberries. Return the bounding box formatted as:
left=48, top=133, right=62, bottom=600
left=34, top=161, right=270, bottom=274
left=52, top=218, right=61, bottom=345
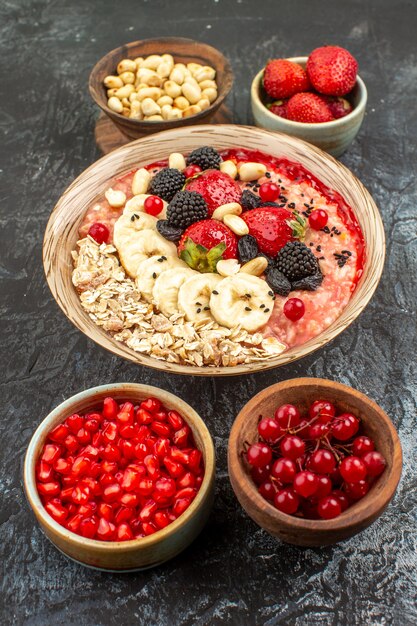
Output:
left=251, top=46, right=367, bottom=157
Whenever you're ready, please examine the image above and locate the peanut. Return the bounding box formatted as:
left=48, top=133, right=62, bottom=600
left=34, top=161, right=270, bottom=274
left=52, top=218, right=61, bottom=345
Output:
left=161, top=104, right=173, bottom=120
left=217, top=259, right=241, bottom=277
left=238, top=162, right=267, bottom=182
left=157, top=95, right=173, bottom=107
left=168, top=153, right=186, bottom=170
left=115, top=84, right=135, bottom=99
left=164, top=80, right=182, bottom=99
left=119, top=71, right=135, bottom=85
left=145, top=114, right=164, bottom=121
left=212, top=203, right=242, bottom=220
left=117, top=59, right=136, bottom=74
left=141, top=97, right=161, bottom=116
left=105, top=188, right=126, bottom=208
left=223, top=214, right=249, bottom=236
left=169, top=67, right=185, bottom=85
left=167, top=107, right=182, bottom=120
left=201, top=87, right=217, bottom=103
left=129, top=101, right=143, bottom=120
left=220, top=160, right=238, bottom=179
left=132, top=168, right=151, bottom=195
left=107, top=96, right=123, bottom=113
left=141, top=55, right=163, bottom=70
left=195, top=66, right=216, bottom=82
left=182, top=105, right=202, bottom=118
left=197, top=98, right=210, bottom=111
left=174, top=96, right=190, bottom=110
left=157, top=62, right=172, bottom=78
left=181, top=82, right=201, bottom=104
left=137, top=87, right=161, bottom=102
left=199, top=79, right=217, bottom=90
left=104, top=75, right=124, bottom=89
left=107, top=88, right=118, bottom=98
left=240, top=257, right=268, bottom=276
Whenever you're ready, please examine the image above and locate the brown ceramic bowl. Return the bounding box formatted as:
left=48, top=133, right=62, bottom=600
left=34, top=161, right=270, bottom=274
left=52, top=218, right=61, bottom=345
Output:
left=89, top=37, right=233, bottom=138
left=24, top=383, right=215, bottom=571
left=228, top=378, right=402, bottom=546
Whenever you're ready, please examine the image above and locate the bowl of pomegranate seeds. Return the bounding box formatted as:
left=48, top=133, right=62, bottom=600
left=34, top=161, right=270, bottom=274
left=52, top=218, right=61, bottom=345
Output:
left=251, top=46, right=367, bottom=157
left=24, top=383, right=215, bottom=571
left=228, top=378, right=402, bottom=546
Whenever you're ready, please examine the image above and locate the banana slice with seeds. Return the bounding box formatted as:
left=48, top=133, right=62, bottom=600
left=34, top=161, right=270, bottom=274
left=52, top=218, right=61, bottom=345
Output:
left=136, top=254, right=188, bottom=302
left=210, top=274, right=275, bottom=332
left=153, top=267, right=196, bottom=316
left=178, top=273, right=222, bottom=323
left=114, top=226, right=177, bottom=278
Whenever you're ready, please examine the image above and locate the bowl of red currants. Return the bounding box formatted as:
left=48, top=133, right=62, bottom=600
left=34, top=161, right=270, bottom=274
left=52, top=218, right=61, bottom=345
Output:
left=24, top=383, right=215, bottom=571
left=228, top=378, right=402, bottom=546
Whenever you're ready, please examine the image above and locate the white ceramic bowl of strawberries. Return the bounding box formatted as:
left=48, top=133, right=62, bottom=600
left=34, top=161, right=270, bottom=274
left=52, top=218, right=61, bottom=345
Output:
left=251, top=46, right=367, bottom=157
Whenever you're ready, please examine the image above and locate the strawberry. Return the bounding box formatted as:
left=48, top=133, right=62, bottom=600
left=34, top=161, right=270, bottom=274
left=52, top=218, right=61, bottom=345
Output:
left=268, top=99, right=289, bottom=119
left=263, top=59, right=310, bottom=99
left=185, top=170, right=241, bottom=215
left=307, top=46, right=358, bottom=96
left=241, top=207, right=305, bottom=257
left=322, top=95, right=353, bottom=119
left=286, top=93, right=334, bottom=124
left=178, top=220, right=238, bottom=272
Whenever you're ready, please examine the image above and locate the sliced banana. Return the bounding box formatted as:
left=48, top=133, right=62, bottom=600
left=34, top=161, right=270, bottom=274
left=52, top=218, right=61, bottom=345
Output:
left=114, top=227, right=177, bottom=278
left=153, top=267, right=196, bottom=316
left=114, top=212, right=158, bottom=243
left=210, top=274, right=275, bottom=332
left=124, top=194, right=167, bottom=218
left=178, top=273, right=222, bottom=323
left=136, top=254, right=188, bottom=302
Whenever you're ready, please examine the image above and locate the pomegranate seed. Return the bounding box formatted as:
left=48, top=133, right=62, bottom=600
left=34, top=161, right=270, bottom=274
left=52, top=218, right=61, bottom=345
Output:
left=121, top=467, right=141, bottom=491
left=119, top=424, right=136, bottom=439
left=164, top=457, right=186, bottom=479
left=153, top=437, right=170, bottom=459
left=120, top=439, right=136, bottom=459
left=103, top=397, right=118, bottom=419
left=60, top=487, right=74, bottom=501
left=142, top=522, right=157, bottom=536
left=120, top=493, right=140, bottom=507
left=41, top=444, right=62, bottom=465
left=71, top=485, right=90, bottom=504
left=176, top=487, right=197, bottom=501
left=176, top=471, right=196, bottom=489
left=36, top=460, right=55, bottom=482
left=67, top=513, right=83, bottom=533
left=84, top=417, right=100, bottom=433
left=116, top=522, right=134, bottom=541
left=102, top=443, right=121, bottom=463
left=173, top=426, right=190, bottom=448
left=167, top=410, right=184, bottom=430
left=170, top=447, right=190, bottom=465
left=76, top=428, right=91, bottom=445
left=66, top=414, right=84, bottom=433
left=48, top=423, right=70, bottom=443
left=150, top=421, right=171, bottom=438
left=144, top=454, right=160, bottom=478
left=102, top=483, right=122, bottom=503
left=37, top=481, right=60, bottom=497
left=79, top=516, right=99, bottom=538
left=98, top=503, right=114, bottom=521
left=137, top=478, right=154, bottom=496
left=78, top=501, right=97, bottom=517
left=154, top=511, right=170, bottom=529
left=45, top=500, right=68, bottom=523
left=188, top=449, right=202, bottom=472
left=114, top=505, right=134, bottom=525
left=140, top=397, right=162, bottom=413
left=136, top=408, right=153, bottom=425
left=173, top=497, right=191, bottom=517
left=139, top=500, right=157, bottom=522
left=71, top=456, right=92, bottom=477
left=96, top=518, right=116, bottom=541
left=117, top=402, right=135, bottom=425
left=102, top=422, right=118, bottom=442
left=154, top=477, right=176, bottom=500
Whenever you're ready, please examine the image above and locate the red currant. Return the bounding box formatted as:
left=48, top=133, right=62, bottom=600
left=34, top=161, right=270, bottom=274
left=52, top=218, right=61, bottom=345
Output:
left=274, top=404, right=301, bottom=429
left=88, top=222, right=110, bottom=244
left=339, top=456, right=367, bottom=483
left=274, top=488, right=299, bottom=515
left=344, top=479, right=369, bottom=501
left=144, top=195, right=164, bottom=216
left=293, top=471, right=319, bottom=498
left=258, top=481, right=276, bottom=501
left=258, top=417, right=281, bottom=443
left=259, top=181, right=280, bottom=202
left=331, top=489, right=349, bottom=511
left=317, top=495, right=342, bottom=519
left=314, top=475, right=333, bottom=499
left=246, top=443, right=273, bottom=468
left=280, top=435, right=305, bottom=460
left=352, top=435, right=375, bottom=456
left=271, top=458, right=296, bottom=484
left=183, top=164, right=202, bottom=178
left=308, top=449, right=336, bottom=474
left=283, top=298, right=305, bottom=321
left=308, top=209, right=328, bottom=230
left=308, top=422, right=331, bottom=440
left=251, top=464, right=271, bottom=485
left=308, top=400, right=336, bottom=424
left=332, top=413, right=359, bottom=441
left=362, top=451, right=386, bottom=477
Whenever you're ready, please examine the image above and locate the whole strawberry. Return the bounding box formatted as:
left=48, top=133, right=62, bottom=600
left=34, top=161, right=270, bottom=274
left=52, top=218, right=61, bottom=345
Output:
left=178, top=219, right=238, bottom=272
left=307, top=46, right=358, bottom=96
left=286, top=93, right=334, bottom=123
left=241, top=207, right=303, bottom=257
left=185, top=170, right=241, bottom=215
left=268, top=100, right=289, bottom=119
left=263, top=59, right=310, bottom=99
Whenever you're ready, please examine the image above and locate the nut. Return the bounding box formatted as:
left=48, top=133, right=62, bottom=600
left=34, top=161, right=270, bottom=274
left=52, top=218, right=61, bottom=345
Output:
left=167, top=107, right=182, bottom=120
left=174, top=96, right=190, bottom=110
left=157, top=95, right=173, bottom=107
left=161, top=104, right=173, bottom=120
left=197, top=98, right=210, bottom=111
left=194, top=66, right=216, bottom=83
left=199, top=79, right=217, bottom=90
left=107, top=88, right=118, bottom=98
left=164, top=80, right=182, bottom=99
left=122, top=106, right=130, bottom=117
left=220, top=160, right=238, bottom=179
left=137, top=87, right=161, bottom=102
left=161, top=54, right=174, bottom=67
left=239, top=256, right=268, bottom=276
left=117, top=59, right=136, bottom=74
left=141, top=97, right=161, bottom=116
left=119, top=71, right=135, bottom=85
left=212, top=202, right=242, bottom=220
left=129, top=101, right=143, bottom=120
left=141, top=55, right=163, bottom=70
left=145, top=114, right=164, bottom=121
left=168, top=152, right=186, bottom=171
left=137, top=68, right=163, bottom=87
left=133, top=57, right=144, bottom=68
left=187, top=62, right=203, bottom=75
left=131, top=168, right=151, bottom=195
left=216, top=259, right=241, bottom=277
left=169, top=67, right=185, bottom=85
left=238, top=162, right=267, bottom=182
left=104, top=75, right=124, bottom=89
left=181, top=82, right=202, bottom=104
left=157, top=62, right=172, bottom=78
left=223, top=214, right=249, bottom=236
left=182, top=105, right=201, bottom=118
left=107, top=96, right=123, bottom=113
left=115, top=84, right=135, bottom=99
left=201, top=87, right=217, bottom=103
left=105, top=188, right=126, bottom=208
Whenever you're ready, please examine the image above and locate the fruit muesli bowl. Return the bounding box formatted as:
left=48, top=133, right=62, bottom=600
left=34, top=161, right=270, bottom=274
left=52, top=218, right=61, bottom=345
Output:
left=43, top=124, right=384, bottom=376
left=228, top=378, right=402, bottom=546
left=23, top=383, right=215, bottom=571
left=251, top=55, right=367, bottom=157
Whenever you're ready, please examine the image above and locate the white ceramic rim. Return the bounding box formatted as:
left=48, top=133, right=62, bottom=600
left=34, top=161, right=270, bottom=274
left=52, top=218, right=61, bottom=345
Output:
left=23, top=383, right=215, bottom=552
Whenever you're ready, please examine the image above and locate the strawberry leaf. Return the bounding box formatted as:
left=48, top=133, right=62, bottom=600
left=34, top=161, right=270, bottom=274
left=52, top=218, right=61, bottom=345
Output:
left=180, top=238, right=226, bottom=273
left=288, top=211, right=307, bottom=240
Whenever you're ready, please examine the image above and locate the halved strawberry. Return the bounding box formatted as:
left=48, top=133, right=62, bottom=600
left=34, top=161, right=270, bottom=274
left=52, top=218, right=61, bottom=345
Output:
left=185, top=170, right=241, bottom=215
left=178, top=219, right=238, bottom=272
left=241, top=207, right=305, bottom=257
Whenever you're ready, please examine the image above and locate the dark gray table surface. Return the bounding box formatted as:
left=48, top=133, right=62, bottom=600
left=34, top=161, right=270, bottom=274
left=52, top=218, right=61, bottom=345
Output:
left=1, top=0, right=416, bottom=624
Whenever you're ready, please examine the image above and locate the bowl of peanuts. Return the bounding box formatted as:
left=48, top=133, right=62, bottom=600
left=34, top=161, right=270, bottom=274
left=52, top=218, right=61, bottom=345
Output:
left=89, top=37, right=233, bottom=138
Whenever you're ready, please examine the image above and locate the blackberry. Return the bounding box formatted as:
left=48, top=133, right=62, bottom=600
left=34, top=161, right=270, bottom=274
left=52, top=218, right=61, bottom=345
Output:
left=186, top=146, right=221, bottom=170
left=167, top=191, right=208, bottom=229
left=149, top=168, right=186, bottom=202
left=156, top=219, right=183, bottom=242
left=241, top=189, right=261, bottom=211
left=265, top=267, right=291, bottom=297
left=238, top=235, right=259, bottom=264
left=275, top=241, right=320, bottom=282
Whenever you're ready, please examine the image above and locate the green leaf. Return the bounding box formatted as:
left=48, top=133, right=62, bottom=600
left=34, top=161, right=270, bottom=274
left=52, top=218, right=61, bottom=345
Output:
left=180, top=238, right=225, bottom=273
